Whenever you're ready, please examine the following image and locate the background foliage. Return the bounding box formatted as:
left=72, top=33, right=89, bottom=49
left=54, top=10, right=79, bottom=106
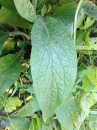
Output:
left=0, top=0, right=97, bottom=130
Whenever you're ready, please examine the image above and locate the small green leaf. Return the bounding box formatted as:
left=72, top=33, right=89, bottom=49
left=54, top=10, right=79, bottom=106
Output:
left=0, top=54, right=21, bottom=95
left=77, top=8, right=85, bottom=28
left=79, top=92, right=97, bottom=117
left=89, top=114, right=97, bottom=130
left=37, top=0, right=45, bottom=11
left=32, top=0, right=38, bottom=10
left=56, top=96, right=76, bottom=130
left=86, top=66, right=97, bottom=88
left=1, top=117, right=30, bottom=130
left=17, top=41, right=27, bottom=48
left=29, top=116, right=42, bottom=130
left=30, top=17, right=77, bottom=120
left=0, top=7, right=31, bottom=29
left=26, top=85, right=35, bottom=94
left=2, top=38, right=16, bottom=55
left=52, top=3, right=77, bottom=36
left=52, top=3, right=77, bottom=22
left=80, top=16, right=95, bottom=30
left=80, top=92, right=90, bottom=116
left=15, top=98, right=40, bottom=117
left=14, top=0, right=36, bottom=22
left=72, top=111, right=86, bottom=129
left=5, top=97, right=23, bottom=113
left=0, top=0, right=16, bottom=11
left=82, top=76, right=95, bottom=91
left=0, top=31, right=9, bottom=55
left=82, top=1, right=97, bottom=20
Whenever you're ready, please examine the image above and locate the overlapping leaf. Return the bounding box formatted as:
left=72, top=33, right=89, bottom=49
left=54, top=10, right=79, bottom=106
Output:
left=0, top=7, right=31, bottom=29
left=1, top=117, right=30, bottom=130
left=0, top=54, right=21, bottom=95
left=30, top=17, right=77, bottom=120
left=0, top=0, right=16, bottom=11
left=14, top=0, right=36, bottom=22
left=82, top=1, right=97, bottom=20
left=56, top=96, right=76, bottom=130
left=15, top=98, right=40, bottom=117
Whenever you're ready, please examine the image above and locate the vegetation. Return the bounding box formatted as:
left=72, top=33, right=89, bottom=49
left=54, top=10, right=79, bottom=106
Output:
left=0, top=0, right=97, bottom=129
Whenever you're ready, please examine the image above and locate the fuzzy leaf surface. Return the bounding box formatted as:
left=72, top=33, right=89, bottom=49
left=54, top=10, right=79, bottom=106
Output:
left=30, top=17, right=77, bottom=120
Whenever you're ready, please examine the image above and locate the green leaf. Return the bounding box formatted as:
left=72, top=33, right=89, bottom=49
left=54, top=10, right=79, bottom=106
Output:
left=86, top=66, right=97, bottom=88
left=1, top=117, right=30, bottom=130
left=89, top=114, right=97, bottom=130
left=0, top=0, right=16, bottom=11
left=56, top=96, right=76, bottom=130
left=0, top=94, right=7, bottom=110
left=5, top=97, right=23, bottom=113
left=89, top=121, right=97, bottom=130
left=26, top=85, right=35, bottom=94
left=0, top=31, right=9, bottom=55
left=2, top=38, right=16, bottom=55
left=37, top=0, right=45, bottom=11
left=29, top=116, right=42, bottom=130
left=0, top=54, right=21, bottom=95
left=14, top=0, right=36, bottom=22
left=79, top=92, right=97, bottom=116
left=82, top=1, right=97, bottom=20
left=80, top=16, right=95, bottom=30
left=77, top=8, right=85, bottom=28
left=32, top=0, right=38, bottom=10
left=52, top=3, right=77, bottom=35
left=30, top=17, right=77, bottom=121
left=15, top=98, right=40, bottom=117
left=79, top=92, right=90, bottom=116
left=72, top=111, right=86, bottom=129
left=82, top=75, right=95, bottom=91
left=52, top=3, right=77, bottom=22
left=0, top=7, right=31, bottom=29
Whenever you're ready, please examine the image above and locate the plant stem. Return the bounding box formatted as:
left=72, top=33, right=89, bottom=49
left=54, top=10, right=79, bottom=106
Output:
left=9, top=31, right=31, bottom=40
left=74, top=0, right=84, bottom=44
left=76, top=46, right=97, bottom=50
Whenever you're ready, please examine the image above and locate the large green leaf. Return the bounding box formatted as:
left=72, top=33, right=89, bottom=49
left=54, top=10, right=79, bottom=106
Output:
left=82, top=1, right=97, bottom=20
left=0, top=31, right=9, bottom=55
left=0, top=7, right=31, bottom=29
left=14, top=0, right=36, bottom=22
left=0, top=54, right=21, bottom=95
left=56, top=96, right=76, bottom=130
left=30, top=17, right=77, bottom=120
left=0, top=0, right=16, bottom=11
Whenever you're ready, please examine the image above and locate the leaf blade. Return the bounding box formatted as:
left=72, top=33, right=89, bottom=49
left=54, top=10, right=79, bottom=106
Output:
left=14, top=0, right=36, bottom=22
left=30, top=17, right=77, bottom=120
left=0, top=54, right=21, bottom=95
left=82, top=1, right=97, bottom=20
